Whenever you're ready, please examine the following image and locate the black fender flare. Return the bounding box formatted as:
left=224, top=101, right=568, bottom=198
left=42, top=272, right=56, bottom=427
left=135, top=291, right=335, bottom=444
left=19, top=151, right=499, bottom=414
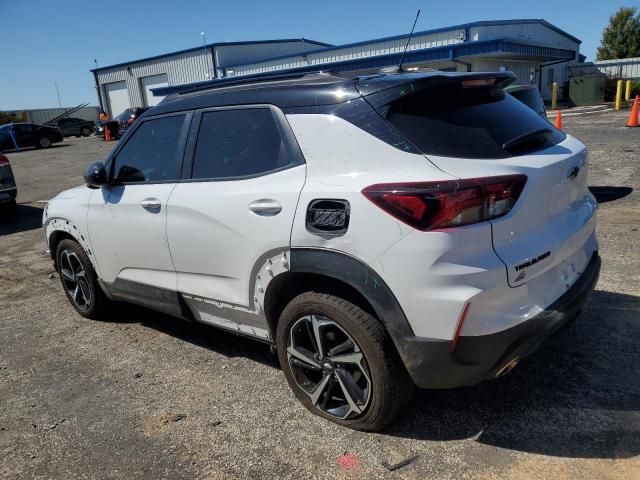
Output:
left=289, top=248, right=422, bottom=365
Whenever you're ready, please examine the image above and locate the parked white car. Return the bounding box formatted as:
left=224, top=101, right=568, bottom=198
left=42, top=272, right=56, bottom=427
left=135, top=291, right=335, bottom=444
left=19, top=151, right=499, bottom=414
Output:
left=43, top=70, right=600, bottom=431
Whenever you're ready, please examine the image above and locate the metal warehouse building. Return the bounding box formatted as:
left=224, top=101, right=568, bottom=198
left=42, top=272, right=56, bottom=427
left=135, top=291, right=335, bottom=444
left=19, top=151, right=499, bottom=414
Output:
left=92, top=19, right=581, bottom=113
left=91, top=39, right=330, bottom=117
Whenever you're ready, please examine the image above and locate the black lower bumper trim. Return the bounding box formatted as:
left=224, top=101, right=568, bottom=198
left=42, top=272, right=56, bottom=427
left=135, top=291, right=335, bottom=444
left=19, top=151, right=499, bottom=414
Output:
left=400, top=252, right=601, bottom=389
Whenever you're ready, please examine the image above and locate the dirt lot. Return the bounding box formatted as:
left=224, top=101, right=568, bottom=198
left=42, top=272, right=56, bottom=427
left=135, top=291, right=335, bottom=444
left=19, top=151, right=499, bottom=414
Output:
left=1, top=114, right=639, bottom=480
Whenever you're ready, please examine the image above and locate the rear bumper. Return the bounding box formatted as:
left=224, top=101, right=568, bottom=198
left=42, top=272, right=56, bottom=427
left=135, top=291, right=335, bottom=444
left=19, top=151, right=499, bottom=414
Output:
left=0, top=186, right=17, bottom=203
left=400, top=252, right=600, bottom=389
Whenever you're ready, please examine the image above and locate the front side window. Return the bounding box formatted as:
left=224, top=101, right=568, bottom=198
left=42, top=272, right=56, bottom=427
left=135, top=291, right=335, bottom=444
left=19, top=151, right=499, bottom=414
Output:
left=112, top=115, right=185, bottom=183
left=192, top=108, right=291, bottom=180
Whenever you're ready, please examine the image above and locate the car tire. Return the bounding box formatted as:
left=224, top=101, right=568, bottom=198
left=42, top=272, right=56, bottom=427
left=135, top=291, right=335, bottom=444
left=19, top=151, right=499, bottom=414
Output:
left=37, top=136, right=52, bottom=148
left=55, top=239, right=114, bottom=319
left=81, top=127, right=91, bottom=137
left=276, top=292, right=413, bottom=431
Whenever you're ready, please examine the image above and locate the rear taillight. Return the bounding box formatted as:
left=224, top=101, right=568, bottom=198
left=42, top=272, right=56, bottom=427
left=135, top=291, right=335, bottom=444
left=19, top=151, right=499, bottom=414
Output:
left=0, top=154, right=9, bottom=167
left=362, top=175, right=527, bottom=231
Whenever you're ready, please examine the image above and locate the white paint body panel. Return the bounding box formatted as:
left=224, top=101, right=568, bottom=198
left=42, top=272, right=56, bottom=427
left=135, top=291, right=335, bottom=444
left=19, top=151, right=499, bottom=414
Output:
left=87, top=184, right=177, bottom=289
left=286, top=114, right=456, bottom=263
left=44, top=186, right=97, bottom=271
left=166, top=166, right=306, bottom=306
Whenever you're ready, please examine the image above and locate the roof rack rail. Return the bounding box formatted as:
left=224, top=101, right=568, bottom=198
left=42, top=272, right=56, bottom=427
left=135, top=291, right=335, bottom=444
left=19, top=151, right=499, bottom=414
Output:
left=154, top=70, right=342, bottom=97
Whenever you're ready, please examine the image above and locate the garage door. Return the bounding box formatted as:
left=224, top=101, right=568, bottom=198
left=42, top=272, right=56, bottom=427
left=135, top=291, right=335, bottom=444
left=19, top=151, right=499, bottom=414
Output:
left=141, top=74, right=168, bottom=107
left=105, top=81, right=130, bottom=118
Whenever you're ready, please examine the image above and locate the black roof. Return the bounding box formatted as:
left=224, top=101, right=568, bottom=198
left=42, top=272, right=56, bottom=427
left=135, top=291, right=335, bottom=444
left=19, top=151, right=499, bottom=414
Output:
left=147, top=70, right=517, bottom=117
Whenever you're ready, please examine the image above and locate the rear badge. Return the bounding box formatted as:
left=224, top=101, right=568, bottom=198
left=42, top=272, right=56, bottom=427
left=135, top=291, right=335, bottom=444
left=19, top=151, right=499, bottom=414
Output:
left=514, top=251, right=551, bottom=277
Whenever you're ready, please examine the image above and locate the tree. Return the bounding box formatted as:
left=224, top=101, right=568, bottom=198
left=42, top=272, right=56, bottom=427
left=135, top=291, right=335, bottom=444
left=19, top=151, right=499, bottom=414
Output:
left=596, top=7, right=640, bottom=60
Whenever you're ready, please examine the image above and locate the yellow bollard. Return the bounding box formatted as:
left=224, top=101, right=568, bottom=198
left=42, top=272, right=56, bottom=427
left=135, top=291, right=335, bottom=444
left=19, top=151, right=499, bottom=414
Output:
left=615, top=79, right=623, bottom=110
left=551, top=82, right=558, bottom=110
left=625, top=79, right=632, bottom=102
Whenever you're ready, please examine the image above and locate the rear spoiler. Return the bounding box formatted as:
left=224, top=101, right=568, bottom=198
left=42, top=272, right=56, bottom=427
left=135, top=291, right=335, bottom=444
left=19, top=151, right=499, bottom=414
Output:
left=355, top=71, right=517, bottom=98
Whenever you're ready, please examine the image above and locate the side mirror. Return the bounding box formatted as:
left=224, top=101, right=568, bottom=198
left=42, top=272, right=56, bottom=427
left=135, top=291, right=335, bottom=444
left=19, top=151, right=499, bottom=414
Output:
left=84, top=161, right=107, bottom=189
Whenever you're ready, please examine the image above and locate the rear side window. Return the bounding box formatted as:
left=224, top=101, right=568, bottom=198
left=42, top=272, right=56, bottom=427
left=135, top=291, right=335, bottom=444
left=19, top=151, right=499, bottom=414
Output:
left=371, top=81, right=564, bottom=159
left=112, top=115, right=185, bottom=183
left=192, top=108, right=291, bottom=180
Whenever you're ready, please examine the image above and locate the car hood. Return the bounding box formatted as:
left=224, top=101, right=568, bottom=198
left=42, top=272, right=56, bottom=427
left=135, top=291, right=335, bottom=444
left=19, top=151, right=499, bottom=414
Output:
left=49, top=184, right=89, bottom=201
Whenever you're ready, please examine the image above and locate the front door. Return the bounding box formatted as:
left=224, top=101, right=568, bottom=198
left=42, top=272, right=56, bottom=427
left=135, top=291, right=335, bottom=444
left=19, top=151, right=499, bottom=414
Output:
left=88, top=113, right=190, bottom=304
left=166, top=107, right=306, bottom=311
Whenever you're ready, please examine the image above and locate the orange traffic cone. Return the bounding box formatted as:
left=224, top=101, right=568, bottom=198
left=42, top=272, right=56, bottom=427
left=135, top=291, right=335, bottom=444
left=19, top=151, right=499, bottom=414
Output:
left=554, top=110, right=563, bottom=130
left=626, top=95, right=639, bottom=128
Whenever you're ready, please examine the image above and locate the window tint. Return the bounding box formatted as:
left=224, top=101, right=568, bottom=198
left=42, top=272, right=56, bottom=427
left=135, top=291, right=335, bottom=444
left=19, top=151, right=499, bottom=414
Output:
left=113, top=115, right=185, bottom=183
left=14, top=125, right=32, bottom=134
left=508, top=88, right=546, bottom=117
left=372, top=81, right=565, bottom=159
left=192, top=108, right=291, bottom=179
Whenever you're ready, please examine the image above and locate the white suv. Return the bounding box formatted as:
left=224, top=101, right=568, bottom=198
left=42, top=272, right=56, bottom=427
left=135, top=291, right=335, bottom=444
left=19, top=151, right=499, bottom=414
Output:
left=43, top=71, right=600, bottom=431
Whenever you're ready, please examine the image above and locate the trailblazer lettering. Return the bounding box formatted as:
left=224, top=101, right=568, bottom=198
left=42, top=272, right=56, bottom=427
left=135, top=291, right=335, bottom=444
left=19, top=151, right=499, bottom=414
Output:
left=514, top=251, right=551, bottom=272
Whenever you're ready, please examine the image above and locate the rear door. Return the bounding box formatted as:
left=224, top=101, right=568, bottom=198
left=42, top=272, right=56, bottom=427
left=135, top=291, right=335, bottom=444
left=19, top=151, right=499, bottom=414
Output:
left=12, top=124, right=36, bottom=148
left=166, top=106, right=306, bottom=310
left=365, top=75, right=597, bottom=290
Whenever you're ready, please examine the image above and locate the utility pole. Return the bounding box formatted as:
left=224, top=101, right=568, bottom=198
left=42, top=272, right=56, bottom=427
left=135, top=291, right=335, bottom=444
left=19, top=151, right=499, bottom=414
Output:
left=54, top=81, right=62, bottom=108
left=201, top=31, right=210, bottom=79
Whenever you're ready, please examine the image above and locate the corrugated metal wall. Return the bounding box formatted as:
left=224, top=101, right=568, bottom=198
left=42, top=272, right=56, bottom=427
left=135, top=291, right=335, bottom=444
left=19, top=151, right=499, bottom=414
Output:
left=469, top=23, right=578, bottom=51
left=215, top=41, right=325, bottom=75
left=96, top=49, right=214, bottom=110
left=594, top=57, right=640, bottom=79
left=230, top=22, right=580, bottom=87
left=5, top=107, right=99, bottom=125
left=94, top=41, right=327, bottom=110
left=470, top=58, right=539, bottom=86
left=231, top=29, right=465, bottom=76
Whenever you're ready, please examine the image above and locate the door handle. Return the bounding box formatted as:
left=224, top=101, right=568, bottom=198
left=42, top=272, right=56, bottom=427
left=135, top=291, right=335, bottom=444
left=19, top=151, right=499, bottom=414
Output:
left=248, top=199, right=282, bottom=216
left=140, top=198, right=161, bottom=210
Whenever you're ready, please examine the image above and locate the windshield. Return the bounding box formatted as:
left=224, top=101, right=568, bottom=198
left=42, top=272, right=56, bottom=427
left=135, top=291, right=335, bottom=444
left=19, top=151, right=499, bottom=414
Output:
left=369, top=81, right=564, bottom=159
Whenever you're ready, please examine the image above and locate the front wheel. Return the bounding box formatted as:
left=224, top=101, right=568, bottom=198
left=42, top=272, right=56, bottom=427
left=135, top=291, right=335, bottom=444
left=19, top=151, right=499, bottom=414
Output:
left=81, top=127, right=91, bottom=137
left=56, top=239, right=114, bottom=319
left=38, top=136, right=52, bottom=148
left=276, top=292, right=413, bottom=431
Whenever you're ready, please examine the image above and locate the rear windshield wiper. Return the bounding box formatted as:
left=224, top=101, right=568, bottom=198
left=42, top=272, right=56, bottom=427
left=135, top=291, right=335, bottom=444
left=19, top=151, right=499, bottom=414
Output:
left=502, top=128, right=553, bottom=153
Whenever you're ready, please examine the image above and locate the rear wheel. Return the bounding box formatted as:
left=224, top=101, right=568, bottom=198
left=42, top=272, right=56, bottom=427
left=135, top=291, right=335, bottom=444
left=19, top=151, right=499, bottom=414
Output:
left=38, top=136, right=52, bottom=148
left=56, top=239, right=114, bottom=319
left=81, top=127, right=91, bottom=137
left=276, top=292, right=413, bottom=431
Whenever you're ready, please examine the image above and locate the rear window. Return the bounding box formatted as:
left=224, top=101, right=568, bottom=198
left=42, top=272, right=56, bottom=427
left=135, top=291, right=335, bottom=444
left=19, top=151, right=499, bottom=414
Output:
left=507, top=88, right=546, bottom=116
left=371, top=80, right=564, bottom=159
left=115, top=110, right=134, bottom=121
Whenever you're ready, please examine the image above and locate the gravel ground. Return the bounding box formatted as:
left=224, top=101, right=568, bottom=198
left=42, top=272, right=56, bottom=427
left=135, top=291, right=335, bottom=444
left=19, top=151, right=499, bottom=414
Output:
left=1, top=114, right=639, bottom=480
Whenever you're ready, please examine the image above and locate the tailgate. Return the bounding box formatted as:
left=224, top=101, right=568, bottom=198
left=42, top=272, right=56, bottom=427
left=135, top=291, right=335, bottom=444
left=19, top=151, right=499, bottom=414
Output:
left=427, top=135, right=597, bottom=287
